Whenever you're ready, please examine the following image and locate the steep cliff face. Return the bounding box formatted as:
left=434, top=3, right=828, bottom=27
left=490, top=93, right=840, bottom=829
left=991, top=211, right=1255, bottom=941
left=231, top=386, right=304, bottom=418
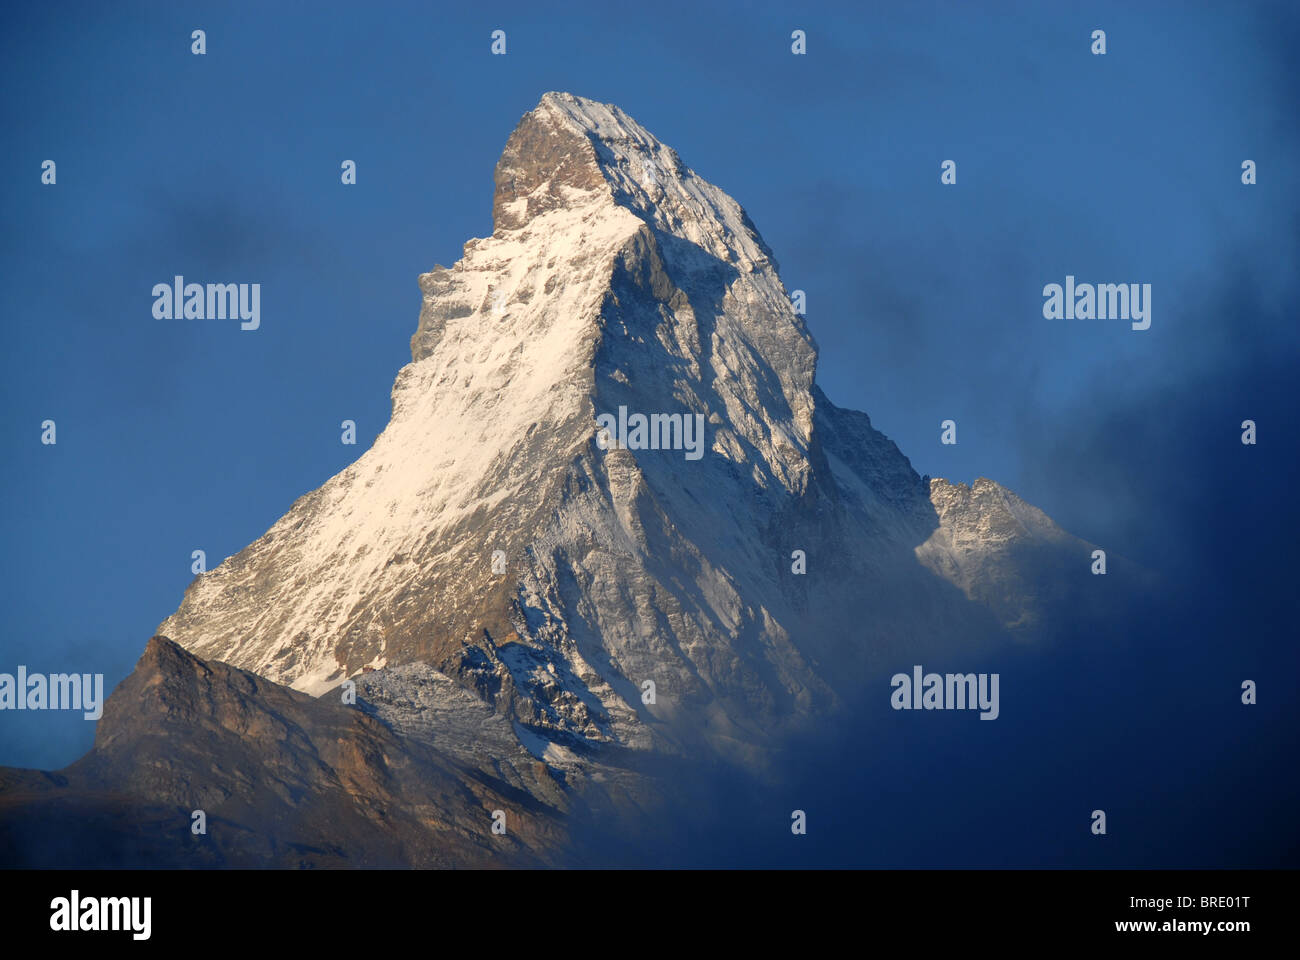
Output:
left=153, top=92, right=1098, bottom=774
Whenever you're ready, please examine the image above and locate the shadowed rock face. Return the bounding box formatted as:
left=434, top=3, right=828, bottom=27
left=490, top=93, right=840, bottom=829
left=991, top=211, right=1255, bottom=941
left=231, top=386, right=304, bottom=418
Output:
left=1, top=94, right=1125, bottom=868
left=0, top=638, right=569, bottom=868
left=491, top=99, right=609, bottom=232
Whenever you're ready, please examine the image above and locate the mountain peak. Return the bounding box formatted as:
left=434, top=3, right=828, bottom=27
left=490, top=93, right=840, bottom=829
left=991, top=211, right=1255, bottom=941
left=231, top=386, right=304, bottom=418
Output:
left=492, top=92, right=775, bottom=270
left=157, top=94, right=1093, bottom=779
left=491, top=92, right=615, bottom=232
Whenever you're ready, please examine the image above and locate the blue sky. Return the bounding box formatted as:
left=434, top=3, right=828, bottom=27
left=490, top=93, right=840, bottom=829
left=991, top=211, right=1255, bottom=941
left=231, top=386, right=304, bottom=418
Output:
left=2, top=0, right=1297, bottom=860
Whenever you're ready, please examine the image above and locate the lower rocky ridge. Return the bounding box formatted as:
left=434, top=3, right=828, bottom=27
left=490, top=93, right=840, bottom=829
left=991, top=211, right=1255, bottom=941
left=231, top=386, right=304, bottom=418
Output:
left=0, top=637, right=588, bottom=868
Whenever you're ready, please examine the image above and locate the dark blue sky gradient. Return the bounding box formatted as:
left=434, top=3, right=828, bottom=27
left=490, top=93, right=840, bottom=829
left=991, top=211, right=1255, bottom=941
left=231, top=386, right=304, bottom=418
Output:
left=2, top=0, right=1297, bottom=866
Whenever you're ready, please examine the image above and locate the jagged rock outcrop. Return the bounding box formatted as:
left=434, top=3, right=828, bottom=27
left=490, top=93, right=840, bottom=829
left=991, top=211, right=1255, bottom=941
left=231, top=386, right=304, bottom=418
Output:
left=0, top=637, right=569, bottom=867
